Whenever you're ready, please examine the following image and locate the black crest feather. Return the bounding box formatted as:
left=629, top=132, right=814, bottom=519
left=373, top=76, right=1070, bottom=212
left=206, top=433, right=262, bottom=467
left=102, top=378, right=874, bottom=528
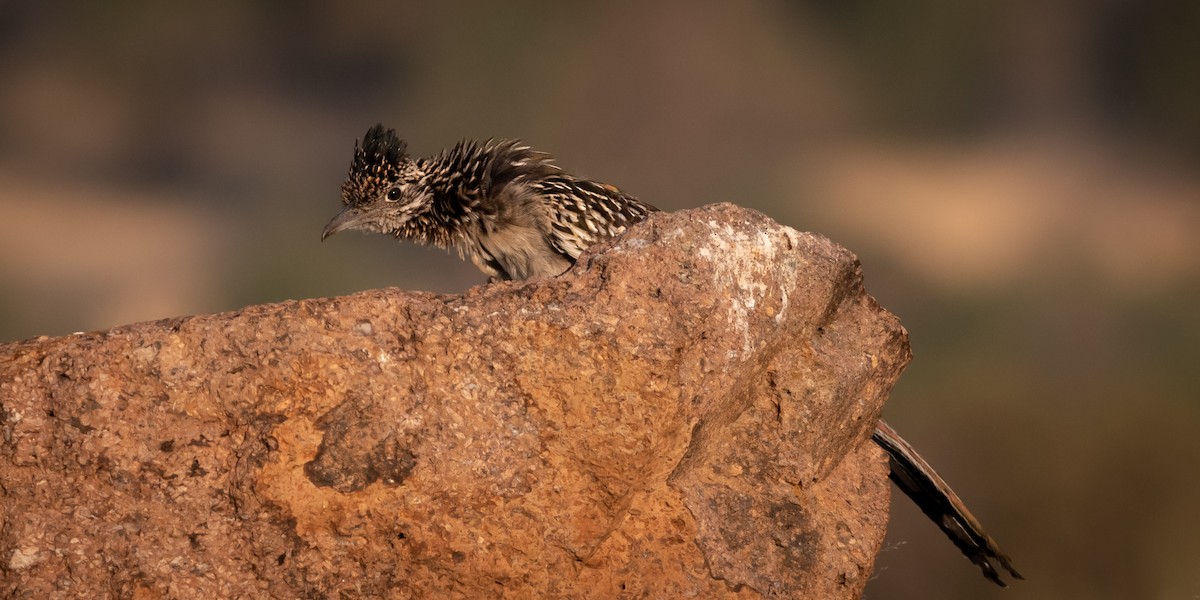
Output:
left=353, top=124, right=409, bottom=175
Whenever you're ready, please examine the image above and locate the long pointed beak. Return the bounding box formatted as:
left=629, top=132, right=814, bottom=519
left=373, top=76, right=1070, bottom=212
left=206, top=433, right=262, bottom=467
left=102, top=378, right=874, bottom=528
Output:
left=321, top=206, right=365, bottom=241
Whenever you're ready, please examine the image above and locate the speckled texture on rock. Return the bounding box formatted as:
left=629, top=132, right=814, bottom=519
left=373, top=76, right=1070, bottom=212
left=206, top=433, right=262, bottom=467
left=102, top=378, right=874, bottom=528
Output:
left=0, top=204, right=910, bottom=599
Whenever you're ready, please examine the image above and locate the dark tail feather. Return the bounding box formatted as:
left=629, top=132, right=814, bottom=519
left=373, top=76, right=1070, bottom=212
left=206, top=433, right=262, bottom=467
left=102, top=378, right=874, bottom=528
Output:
left=872, top=419, right=1024, bottom=587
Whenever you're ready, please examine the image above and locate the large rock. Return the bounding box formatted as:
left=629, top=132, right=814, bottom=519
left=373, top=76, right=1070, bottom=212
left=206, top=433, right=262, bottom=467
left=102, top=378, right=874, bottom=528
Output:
left=0, top=204, right=910, bottom=599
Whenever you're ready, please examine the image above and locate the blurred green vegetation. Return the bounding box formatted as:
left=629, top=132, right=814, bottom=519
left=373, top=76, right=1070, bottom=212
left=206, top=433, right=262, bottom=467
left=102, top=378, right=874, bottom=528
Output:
left=1, top=2, right=1197, bottom=598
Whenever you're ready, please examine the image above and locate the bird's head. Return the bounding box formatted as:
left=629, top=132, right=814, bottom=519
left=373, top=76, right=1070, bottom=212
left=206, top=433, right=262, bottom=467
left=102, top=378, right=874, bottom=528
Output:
left=322, top=124, right=433, bottom=241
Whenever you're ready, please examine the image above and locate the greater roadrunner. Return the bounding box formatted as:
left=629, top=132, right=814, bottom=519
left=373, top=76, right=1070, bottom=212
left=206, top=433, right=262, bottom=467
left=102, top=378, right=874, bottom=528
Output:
left=322, top=124, right=1023, bottom=587
left=322, top=125, right=656, bottom=281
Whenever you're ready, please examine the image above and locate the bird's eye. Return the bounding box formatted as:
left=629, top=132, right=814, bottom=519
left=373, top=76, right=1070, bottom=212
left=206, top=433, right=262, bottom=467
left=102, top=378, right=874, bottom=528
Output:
left=385, top=187, right=402, bottom=202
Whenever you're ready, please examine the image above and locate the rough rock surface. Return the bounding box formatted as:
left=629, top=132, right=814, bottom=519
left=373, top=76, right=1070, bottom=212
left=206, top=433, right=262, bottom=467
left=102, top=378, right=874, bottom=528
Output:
left=0, top=204, right=910, bottom=599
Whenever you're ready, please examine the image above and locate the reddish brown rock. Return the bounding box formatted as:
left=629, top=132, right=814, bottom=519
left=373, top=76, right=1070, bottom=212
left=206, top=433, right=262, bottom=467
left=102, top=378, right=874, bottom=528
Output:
left=0, top=204, right=910, bottom=599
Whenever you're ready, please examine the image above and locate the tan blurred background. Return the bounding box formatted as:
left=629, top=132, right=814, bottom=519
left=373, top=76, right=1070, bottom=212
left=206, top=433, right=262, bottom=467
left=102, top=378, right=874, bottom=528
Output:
left=2, top=1, right=1198, bottom=598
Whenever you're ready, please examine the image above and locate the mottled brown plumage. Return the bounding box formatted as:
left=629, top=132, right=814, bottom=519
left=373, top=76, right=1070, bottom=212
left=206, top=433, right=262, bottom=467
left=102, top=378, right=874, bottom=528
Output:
left=322, top=124, right=656, bottom=281
left=322, top=125, right=1021, bottom=587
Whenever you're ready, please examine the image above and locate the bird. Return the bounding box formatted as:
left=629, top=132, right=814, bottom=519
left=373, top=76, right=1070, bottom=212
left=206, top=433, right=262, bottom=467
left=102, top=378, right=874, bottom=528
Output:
left=322, top=124, right=1023, bottom=587
left=321, top=125, right=656, bottom=282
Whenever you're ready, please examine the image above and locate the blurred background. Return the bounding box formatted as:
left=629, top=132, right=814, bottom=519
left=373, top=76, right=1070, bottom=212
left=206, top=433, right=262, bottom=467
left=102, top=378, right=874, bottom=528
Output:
left=2, top=1, right=1197, bottom=597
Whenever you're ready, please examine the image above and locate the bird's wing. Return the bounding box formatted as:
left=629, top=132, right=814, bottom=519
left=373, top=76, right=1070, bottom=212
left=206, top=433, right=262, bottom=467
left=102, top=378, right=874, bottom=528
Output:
left=537, top=177, right=658, bottom=261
